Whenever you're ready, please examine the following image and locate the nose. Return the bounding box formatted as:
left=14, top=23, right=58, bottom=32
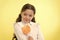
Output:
left=26, top=15, right=30, bottom=20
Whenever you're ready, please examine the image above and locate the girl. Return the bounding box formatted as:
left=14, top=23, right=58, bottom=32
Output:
left=13, top=3, right=44, bottom=40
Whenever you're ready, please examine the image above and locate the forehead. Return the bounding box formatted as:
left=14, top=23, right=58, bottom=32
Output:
left=22, top=9, right=34, bottom=15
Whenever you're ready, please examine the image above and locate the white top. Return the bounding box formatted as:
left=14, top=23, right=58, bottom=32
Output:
left=14, top=21, right=44, bottom=40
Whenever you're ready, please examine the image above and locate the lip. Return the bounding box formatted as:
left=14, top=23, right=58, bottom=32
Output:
left=25, top=19, right=29, bottom=21
left=24, top=20, right=30, bottom=23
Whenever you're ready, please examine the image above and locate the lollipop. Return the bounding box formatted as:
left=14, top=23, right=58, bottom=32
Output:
left=22, top=25, right=31, bottom=35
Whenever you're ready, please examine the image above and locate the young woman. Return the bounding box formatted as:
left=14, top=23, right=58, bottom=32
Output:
left=13, top=3, right=44, bottom=40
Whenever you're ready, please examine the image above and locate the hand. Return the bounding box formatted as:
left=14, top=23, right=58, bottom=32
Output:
left=28, top=36, right=33, bottom=40
left=22, top=25, right=31, bottom=35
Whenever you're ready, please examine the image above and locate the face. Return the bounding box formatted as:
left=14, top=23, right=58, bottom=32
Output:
left=21, top=9, right=34, bottom=23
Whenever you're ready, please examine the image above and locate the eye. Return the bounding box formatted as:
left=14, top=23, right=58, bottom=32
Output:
left=24, top=13, right=27, bottom=16
left=29, top=15, right=32, bottom=17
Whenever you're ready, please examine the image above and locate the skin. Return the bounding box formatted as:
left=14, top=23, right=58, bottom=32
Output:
left=21, top=9, right=35, bottom=40
left=21, top=9, right=34, bottom=23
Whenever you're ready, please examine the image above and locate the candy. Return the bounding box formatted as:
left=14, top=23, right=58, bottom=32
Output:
left=22, top=25, right=31, bottom=35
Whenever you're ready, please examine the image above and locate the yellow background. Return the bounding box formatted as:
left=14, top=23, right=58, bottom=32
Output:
left=0, top=0, right=60, bottom=40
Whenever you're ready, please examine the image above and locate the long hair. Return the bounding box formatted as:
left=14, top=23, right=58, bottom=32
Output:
left=12, top=3, right=36, bottom=40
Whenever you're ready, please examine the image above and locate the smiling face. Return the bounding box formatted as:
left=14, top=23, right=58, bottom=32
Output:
left=21, top=9, right=34, bottom=23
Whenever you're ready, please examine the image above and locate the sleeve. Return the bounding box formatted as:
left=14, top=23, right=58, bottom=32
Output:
left=14, top=23, right=28, bottom=40
left=37, top=24, right=44, bottom=40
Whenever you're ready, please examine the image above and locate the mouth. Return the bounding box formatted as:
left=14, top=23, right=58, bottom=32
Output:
left=24, top=20, right=30, bottom=23
left=22, top=18, right=30, bottom=23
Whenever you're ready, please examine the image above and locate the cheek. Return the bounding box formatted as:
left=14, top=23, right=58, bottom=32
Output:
left=30, top=17, right=33, bottom=20
left=22, top=16, right=26, bottom=19
left=22, top=15, right=34, bottom=21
